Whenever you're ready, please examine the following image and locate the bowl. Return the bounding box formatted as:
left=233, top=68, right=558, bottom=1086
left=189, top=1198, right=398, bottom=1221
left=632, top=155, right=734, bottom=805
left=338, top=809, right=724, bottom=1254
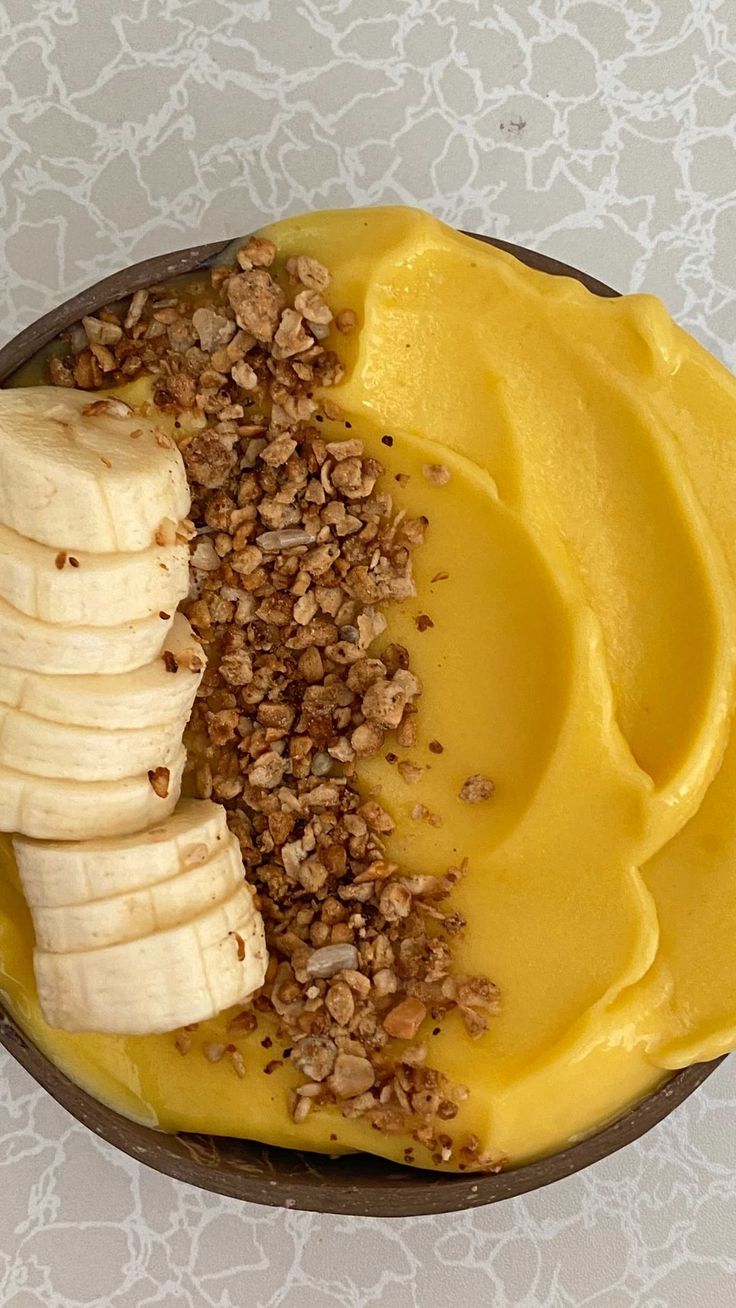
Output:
left=0, top=230, right=723, bottom=1217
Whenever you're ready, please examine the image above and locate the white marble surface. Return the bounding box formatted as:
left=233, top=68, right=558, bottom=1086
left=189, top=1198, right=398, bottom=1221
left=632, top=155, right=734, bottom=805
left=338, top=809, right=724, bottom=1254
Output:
left=1, top=1, right=735, bottom=1303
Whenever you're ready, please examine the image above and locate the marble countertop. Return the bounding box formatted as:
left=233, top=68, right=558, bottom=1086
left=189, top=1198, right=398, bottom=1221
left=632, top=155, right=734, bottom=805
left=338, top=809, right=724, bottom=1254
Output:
left=1, top=1, right=735, bottom=1303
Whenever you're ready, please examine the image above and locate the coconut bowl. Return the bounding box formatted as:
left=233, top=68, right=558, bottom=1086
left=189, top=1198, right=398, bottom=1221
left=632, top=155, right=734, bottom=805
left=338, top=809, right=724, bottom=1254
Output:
left=0, top=230, right=722, bottom=1217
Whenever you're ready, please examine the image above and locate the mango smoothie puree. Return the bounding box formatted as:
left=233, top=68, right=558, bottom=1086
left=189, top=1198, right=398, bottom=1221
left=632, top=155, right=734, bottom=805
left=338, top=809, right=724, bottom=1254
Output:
left=1, top=207, right=736, bottom=1171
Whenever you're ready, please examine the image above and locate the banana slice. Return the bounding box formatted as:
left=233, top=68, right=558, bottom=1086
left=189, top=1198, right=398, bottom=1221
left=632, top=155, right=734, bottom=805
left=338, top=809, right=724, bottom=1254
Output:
left=0, top=703, right=188, bottom=782
left=0, top=593, right=175, bottom=675
left=0, top=746, right=185, bottom=840
left=0, top=520, right=189, bottom=625
left=15, top=799, right=228, bottom=906
left=29, top=835, right=246, bottom=951
left=0, top=612, right=204, bottom=729
left=34, top=885, right=267, bottom=1034
left=0, top=386, right=189, bottom=552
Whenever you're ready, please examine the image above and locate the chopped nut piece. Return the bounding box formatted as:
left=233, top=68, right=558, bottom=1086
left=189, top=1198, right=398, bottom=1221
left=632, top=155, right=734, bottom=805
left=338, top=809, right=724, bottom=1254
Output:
left=261, top=434, right=297, bottom=466
left=379, top=882, right=412, bottom=921
left=290, top=254, right=331, bottom=290
left=326, top=439, right=364, bottom=461
left=238, top=235, right=276, bottom=267
left=154, top=518, right=178, bottom=547
left=83, top=315, right=122, bottom=346
left=461, top=1008, right=488, bottom=1039
left=298, top=645, right=324, bottom=683
left=294, top=289, right=333, bottom=325
left=291, top=1093, right=313, bottom=1123
left=48, top=356, right=74, bottom=387
left=228, top=1010, right=257, bottom=1035
left=231, top=358, right=258, bottom=390
left=383, top=997, right=427, bottom=1040
left=360, top=800, right=395, bottom=833
left=148, top=767, right=170, bottom=798
left=183, top=431, right=237, bottom=489
left=203, top=1041, right=226, bottom=1063
left=190, top=538, right=219, bottom=571
left=328, top=1053, right=375, bottom=1100
left=124, top=288, right=148, bottom=329
left=325, top=980, right=355, bottom=1026
left=357, top=609, right=387, bottom=650
left=393, top=668, right=422, bottom=699
left=293, top=592, right=318, bottom=625
left=459, top=774, right=495, bottom=803
left=350, top=722, right=385, bottom=756
left=396, top=715, right=416, bottom=748
left=230, top=1050, right=247, bottom=1078
left=292, top=1035, right=337, bottom=1082
left=89, top=341, right=116, bottom=372
left=192, top=306, right=236, bottom=353
left=457, top=976, right=501, bottom=1012
left=398, top=761, right=423, bottom=784
left=219, top=649, right=253, bottom=686
left=336, top=309, right=357, bottom=334
left=248, top=751, right=286, bottom=789
left=422, top=463, right=451, bottom=486
left=361, top=678, right=407, bottom=729
left=273, top=308, right=314, bottom=358
left=228, top=268, right=285, bottom=342
left=72, top=349, right=102, bottom=389
left=230, top=544, right=263, bottom=575
left=176, top=645, right=205, bottom=674
left=347, top=658, right=385, bottom=693
left=373, top=968, right=398, bottom=997
left=297, top=858, right=328, bottom=892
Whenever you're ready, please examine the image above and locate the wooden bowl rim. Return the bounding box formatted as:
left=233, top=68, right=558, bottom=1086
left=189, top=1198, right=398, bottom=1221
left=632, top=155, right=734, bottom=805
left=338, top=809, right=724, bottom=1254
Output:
left=0, top=227, right=723, bottom=1217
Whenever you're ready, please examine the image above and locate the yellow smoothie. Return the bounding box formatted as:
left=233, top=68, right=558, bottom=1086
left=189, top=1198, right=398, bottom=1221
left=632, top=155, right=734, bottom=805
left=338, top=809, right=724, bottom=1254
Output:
left=2, top=206, right=736, bottom=1170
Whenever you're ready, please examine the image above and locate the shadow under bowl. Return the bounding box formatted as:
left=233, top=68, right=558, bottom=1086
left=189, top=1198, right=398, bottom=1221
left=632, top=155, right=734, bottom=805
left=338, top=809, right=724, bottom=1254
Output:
left=0, top=229, right=722, bottom=1217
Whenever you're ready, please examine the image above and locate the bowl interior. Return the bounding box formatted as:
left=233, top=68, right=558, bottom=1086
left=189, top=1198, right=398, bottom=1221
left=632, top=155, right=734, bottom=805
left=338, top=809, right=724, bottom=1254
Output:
left=0, top=230, right=722, bottom=1216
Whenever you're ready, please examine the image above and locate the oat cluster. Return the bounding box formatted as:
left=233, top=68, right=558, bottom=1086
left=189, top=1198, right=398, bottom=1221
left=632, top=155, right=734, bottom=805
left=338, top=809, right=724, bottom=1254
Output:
left=48, top=234, right=499, bottom=1169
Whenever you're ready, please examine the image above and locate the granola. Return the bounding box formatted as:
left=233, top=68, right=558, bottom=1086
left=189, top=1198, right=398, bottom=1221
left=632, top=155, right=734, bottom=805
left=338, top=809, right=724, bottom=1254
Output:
left=49, top=232, right=500, bottom=1170
left=459, top=774, right=495, bottom=803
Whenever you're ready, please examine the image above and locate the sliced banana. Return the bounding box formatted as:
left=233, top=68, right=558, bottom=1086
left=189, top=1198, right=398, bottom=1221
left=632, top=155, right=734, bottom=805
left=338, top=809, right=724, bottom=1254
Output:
left=0, top=386, right=189, bottom=552
left=0, top=746, right=185, bottom=840
left=0, top=703, right=188, bottom=782
left=29, top=835, right=245, bottom=951
left=0, top=388, right=267, bottom=1036
left=15, top=799, right=229, bottom=907
left=0, top=612, right=204, bottom=728
left=0, top=593, right=175, bottom=675
left=0, top=520, right=189, bottom=625
left=34, top=885, right=267, bottom=1034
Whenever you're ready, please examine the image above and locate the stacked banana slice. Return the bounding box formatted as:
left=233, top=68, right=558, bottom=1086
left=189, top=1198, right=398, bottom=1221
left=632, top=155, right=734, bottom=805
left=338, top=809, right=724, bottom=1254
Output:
left=0, top=387, right=193, bottom=837
left=1, top=386, right=267, bottom=1034
left=15, top=801, right=266, bottom=1033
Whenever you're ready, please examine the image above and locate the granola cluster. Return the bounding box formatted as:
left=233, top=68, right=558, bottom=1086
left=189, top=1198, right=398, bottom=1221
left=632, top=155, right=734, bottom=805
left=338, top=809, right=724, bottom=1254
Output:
left=49, top=234, right=500, bottom=1169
